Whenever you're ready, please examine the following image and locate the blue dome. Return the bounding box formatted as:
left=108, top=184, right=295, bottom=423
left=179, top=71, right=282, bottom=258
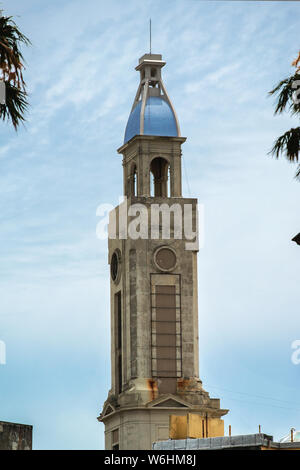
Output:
left=124, top=96, right=178, bottom=144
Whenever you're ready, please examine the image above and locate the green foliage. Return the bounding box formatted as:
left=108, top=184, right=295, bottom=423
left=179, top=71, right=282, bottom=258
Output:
left=270, top=128, right=300, bottom=162
left=269, top=61, right=300, bottom=180
left=0, top=81, right=28, bottom=128
left=269, top=74, right=300, bottom=116
left=0, top=14, right=30, bottom=130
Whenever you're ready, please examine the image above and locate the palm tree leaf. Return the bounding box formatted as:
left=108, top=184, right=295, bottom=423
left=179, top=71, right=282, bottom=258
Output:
left=0, top=16, right=30, bottom=90
left=269, top=73, right=300, bottom=115
left=0, top=15, right=30, bottom=129
left=0, top=81, right=28, bottom=129
left=269, top=127, right=300, bottom=163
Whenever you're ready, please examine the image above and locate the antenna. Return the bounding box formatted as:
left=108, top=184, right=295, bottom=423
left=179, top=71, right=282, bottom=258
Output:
left=149, top=18, right=152, bottom=55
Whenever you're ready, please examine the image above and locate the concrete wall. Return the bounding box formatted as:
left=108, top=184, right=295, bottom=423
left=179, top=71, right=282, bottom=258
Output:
left=0, top=421, right=32, bottom=450
left=108, top=196, right=199, bottom=395
left=104, top=409, right=170, bottom=450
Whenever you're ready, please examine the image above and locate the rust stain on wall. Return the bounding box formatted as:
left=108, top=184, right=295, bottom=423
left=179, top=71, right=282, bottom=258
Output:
left=177, top=378, right=193, bottom=391
left=147, top=379, right=158, bottom=401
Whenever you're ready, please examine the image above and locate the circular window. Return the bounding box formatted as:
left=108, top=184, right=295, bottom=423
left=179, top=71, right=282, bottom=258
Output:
left=111, top=250, right=121, bottom=283
left=154, top=246, right=177, bottom=272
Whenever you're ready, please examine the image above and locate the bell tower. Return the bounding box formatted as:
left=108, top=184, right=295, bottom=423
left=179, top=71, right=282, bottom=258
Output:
left=98, top=53, right=228, bottom=450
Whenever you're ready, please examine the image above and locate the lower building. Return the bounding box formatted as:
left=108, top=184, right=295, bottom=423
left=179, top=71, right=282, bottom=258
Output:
left=0, top=421, right=32, bottom=450
left=153, top=433, right=300, bottom=451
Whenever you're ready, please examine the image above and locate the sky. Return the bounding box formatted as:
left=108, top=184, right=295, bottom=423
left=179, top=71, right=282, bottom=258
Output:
left=0, top=0, right=299, bottom=450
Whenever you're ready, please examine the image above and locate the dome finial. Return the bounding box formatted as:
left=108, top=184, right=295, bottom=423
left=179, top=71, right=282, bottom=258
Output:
left=124, top=53, right=181, bottom=143
left=149, top=19, right=152, bottom=55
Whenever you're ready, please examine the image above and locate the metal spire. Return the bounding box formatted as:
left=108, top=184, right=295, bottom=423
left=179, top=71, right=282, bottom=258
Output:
left=149, top=19, right=152, bottom=55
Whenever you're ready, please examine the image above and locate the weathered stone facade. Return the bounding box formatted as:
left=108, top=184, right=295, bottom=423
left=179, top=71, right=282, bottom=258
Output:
left=0, top=421, right=32, bottom=450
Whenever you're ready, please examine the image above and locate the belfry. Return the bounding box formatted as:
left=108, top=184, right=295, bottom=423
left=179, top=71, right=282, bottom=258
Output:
left=98, top=53, right=228, bottom=450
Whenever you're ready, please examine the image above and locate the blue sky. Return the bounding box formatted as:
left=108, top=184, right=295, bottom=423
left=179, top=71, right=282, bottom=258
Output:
left=0, top=0, right=299, bottom=450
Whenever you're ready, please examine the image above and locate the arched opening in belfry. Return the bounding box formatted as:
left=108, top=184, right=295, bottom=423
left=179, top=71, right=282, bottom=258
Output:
left=150, top=157, right=170, bottom=197
left=130, top=163, right=137, bottom=196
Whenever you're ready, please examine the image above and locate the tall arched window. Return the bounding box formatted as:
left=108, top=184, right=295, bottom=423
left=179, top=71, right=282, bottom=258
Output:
left=150, top=157, right=169, bottom=197
left=130, top=163, right=137, bottom=196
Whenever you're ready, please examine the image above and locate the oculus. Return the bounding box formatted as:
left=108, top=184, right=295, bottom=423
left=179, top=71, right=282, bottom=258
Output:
left=111, top=250, right=121, bottom=283
left=154, top=246, right=177, bottom=272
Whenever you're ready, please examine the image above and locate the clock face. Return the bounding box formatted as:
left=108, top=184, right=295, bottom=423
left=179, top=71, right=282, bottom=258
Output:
left=111, top=251, right=119, bottom=282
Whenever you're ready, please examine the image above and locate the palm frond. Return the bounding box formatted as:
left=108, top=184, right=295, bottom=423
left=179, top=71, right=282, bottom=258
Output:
left=0, top=81, right=28, bottom=129
left=269, top=127, right=300, bottom=163
left=0, top=15, right=30, bottom=89
left=291, top=50, right=300, bottom=72
left=0, top=15, right=31, bottom=59
left=0, top=15, right=30, bottom=129
left=269, top=73, right=300, bottom=115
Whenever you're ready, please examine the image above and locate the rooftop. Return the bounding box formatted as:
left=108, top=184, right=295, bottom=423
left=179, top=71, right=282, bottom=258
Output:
left=153, top=433, right=300, bottom=451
